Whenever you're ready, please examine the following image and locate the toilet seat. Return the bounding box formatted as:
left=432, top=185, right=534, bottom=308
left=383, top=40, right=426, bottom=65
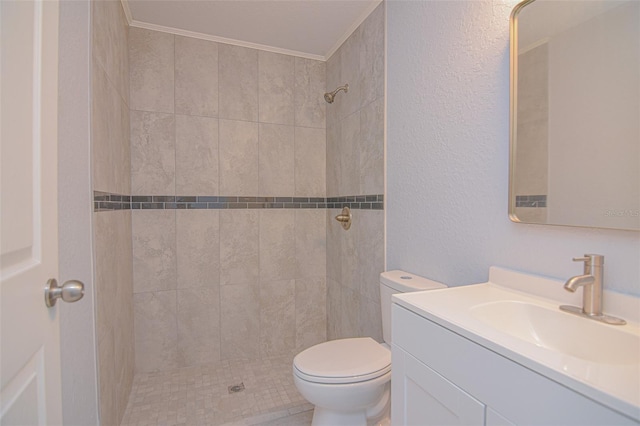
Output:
left=293, top=337, right=391, bottom=385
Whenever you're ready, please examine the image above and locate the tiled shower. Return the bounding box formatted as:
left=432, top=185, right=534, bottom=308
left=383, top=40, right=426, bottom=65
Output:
left=91, top=1, right=385, bottom=424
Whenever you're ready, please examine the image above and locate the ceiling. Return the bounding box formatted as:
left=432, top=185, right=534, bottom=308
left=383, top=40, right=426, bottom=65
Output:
left=123, top=0, right=382, bottom=61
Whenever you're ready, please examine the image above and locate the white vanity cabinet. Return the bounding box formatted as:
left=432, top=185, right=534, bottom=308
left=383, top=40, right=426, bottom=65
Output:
left=391, top=303, right=639, bottom=426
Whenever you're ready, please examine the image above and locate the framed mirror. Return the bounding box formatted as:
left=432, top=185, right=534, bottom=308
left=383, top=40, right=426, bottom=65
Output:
left=509, top=0, right=639, bottom=231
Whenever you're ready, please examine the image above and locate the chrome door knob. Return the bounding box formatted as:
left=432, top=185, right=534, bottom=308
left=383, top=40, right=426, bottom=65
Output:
left=44, top=278, right=84, bottom=307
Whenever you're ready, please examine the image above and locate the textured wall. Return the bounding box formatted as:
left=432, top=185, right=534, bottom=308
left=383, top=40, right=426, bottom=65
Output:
left=386, top=0, right=640, bottom=294
left=91, top=0, right=134, bottom=424
left=129, top=29, right=328, bottom=372
left=326, top=3, right=386, bottom=342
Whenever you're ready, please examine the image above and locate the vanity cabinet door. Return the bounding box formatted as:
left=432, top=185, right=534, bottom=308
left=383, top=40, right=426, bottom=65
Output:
left=392, top=347, right=485, bottom=426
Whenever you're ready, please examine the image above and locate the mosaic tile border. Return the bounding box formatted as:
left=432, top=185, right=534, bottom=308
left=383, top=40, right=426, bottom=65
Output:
left=515, top=194, right=547, bottom=208
left=94, top=191, right=384, bottom=212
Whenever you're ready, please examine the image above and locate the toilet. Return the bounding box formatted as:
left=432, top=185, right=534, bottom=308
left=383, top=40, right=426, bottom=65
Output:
left=293, top=270, right=447, bottom=426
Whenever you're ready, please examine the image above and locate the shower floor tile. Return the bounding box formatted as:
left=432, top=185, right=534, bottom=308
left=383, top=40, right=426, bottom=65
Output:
left=121, top=353, right=312, bottom=426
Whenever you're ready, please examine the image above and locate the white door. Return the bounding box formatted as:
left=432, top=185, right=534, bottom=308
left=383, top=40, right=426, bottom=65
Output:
left=1, top=0, right=64, bottom=424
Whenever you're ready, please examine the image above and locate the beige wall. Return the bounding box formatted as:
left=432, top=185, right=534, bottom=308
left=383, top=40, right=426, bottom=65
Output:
left=91, top=0, right=134, bottom=424
left=325, top=4, right=385, bottom=342
left=128, top=28, right=328, bottom=372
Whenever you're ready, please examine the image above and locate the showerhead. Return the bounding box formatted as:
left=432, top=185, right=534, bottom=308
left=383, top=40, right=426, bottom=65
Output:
left=324, top=84, right=349, bottom=104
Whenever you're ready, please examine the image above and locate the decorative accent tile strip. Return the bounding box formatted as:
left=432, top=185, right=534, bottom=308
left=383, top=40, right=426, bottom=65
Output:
left=515, top=195, right=547, bottom=208
left=94, top=192, right=384, bottom=212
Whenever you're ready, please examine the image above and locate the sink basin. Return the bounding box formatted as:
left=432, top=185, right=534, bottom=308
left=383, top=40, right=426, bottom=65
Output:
left=470, top=300, right=640, bottom=365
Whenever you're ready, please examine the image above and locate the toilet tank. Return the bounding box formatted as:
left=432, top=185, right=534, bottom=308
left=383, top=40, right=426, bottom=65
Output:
left=380, top=270, right=447, bottom=344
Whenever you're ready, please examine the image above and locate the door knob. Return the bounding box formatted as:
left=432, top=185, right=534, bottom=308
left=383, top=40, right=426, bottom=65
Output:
left=44, top=278, right=84, bottom=307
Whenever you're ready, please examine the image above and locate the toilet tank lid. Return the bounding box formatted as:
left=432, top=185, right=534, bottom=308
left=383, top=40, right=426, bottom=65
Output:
left=380, top=270, right=447, bottom=292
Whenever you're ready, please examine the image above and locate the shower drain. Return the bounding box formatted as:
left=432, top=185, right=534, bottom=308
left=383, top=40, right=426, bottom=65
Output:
left=228, top=382, right=245, bottom=394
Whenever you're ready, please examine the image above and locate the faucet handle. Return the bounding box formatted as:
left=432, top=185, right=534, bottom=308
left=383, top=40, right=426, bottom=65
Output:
left=572, top=254, right=604, bottom=267
left=572, top=256, right=590, bottom=263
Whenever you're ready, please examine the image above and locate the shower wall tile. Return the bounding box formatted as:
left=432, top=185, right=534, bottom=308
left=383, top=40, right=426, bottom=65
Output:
left=221, top=284, right=260, bottom=360
left=259, top=51, right=294, bottom=125
left=360, top=97, right=384, bottom=195
left=133, top=290, right=178, bottom=372
left=326, top=278, right=341, bottom=341
left=219, top=44, right=258, bottom=121
left=360, top=3, right=385, bottom=108
left=295, top=127, right=326, bottom=197
left=358, top=296, right=382, bottom=342
left=175, top=114, right=219, bottom=195
left=340, top=27, right=362, bottom=118
left=94, top=211, right=134, bottom=417
left=176, top=210, right=219, bottom=289
left=128, top=28, right=330, bottom=367
left=295, top=277, right=327, bottom=351
left=93, top=59, right=130, bottom=194
left=175, top=36, right=219, bottom=117
left=92, top=60, right=113, bottom=194
left=294, top=58, right=326, bottom=129
left=130, top=110, right=175, bottom=195
left=92, top=3, right=132, bottom=423
left=340, top=287, right=360, bottom=338
left=92, top=0, right=129, bottom=105
left=339, top=111, right=361, bottom=196
left=132, top=210, right=177, bottom=293
left=220, top=210, right=259, bottom=286
left=94, top=212, right=117, bottom=346
left=219, top=119, right=259, bottom=196
left=114, top=297, right=134, bottom=421
left=97, top=329, right=117, bottom=426
left=295, top=210, right=326, bottom=278
left=129, top=28, right=174, bottom=113
left=259, top=210, right=295, bottom=282
left=119, top=100, right=132, bottom=195
left=340, top=210, right=359, bottom=293
left=325, top=2, right=385, bottom=342
left=177, top=287, right=221, bottom=366
left=325, top=210, right=342, bottom=283
left=113, top=211, right=134, bottom=326
left=259, top=123, right=295, bottom=196
left=325, top=120, right=340, bottom=197
left=259, top=280, right=296, bottom=357
left=326, top=52, right=342, bottom=125
left=358, top=210, right=384, bottom=304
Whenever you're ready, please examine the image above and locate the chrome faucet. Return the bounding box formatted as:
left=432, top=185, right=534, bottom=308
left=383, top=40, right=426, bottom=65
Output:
left=560, top=254, right=626, bottom=325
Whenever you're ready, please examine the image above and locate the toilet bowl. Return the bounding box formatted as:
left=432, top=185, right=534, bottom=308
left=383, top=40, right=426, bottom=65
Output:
left=293, top=271, right=447, bottom=426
